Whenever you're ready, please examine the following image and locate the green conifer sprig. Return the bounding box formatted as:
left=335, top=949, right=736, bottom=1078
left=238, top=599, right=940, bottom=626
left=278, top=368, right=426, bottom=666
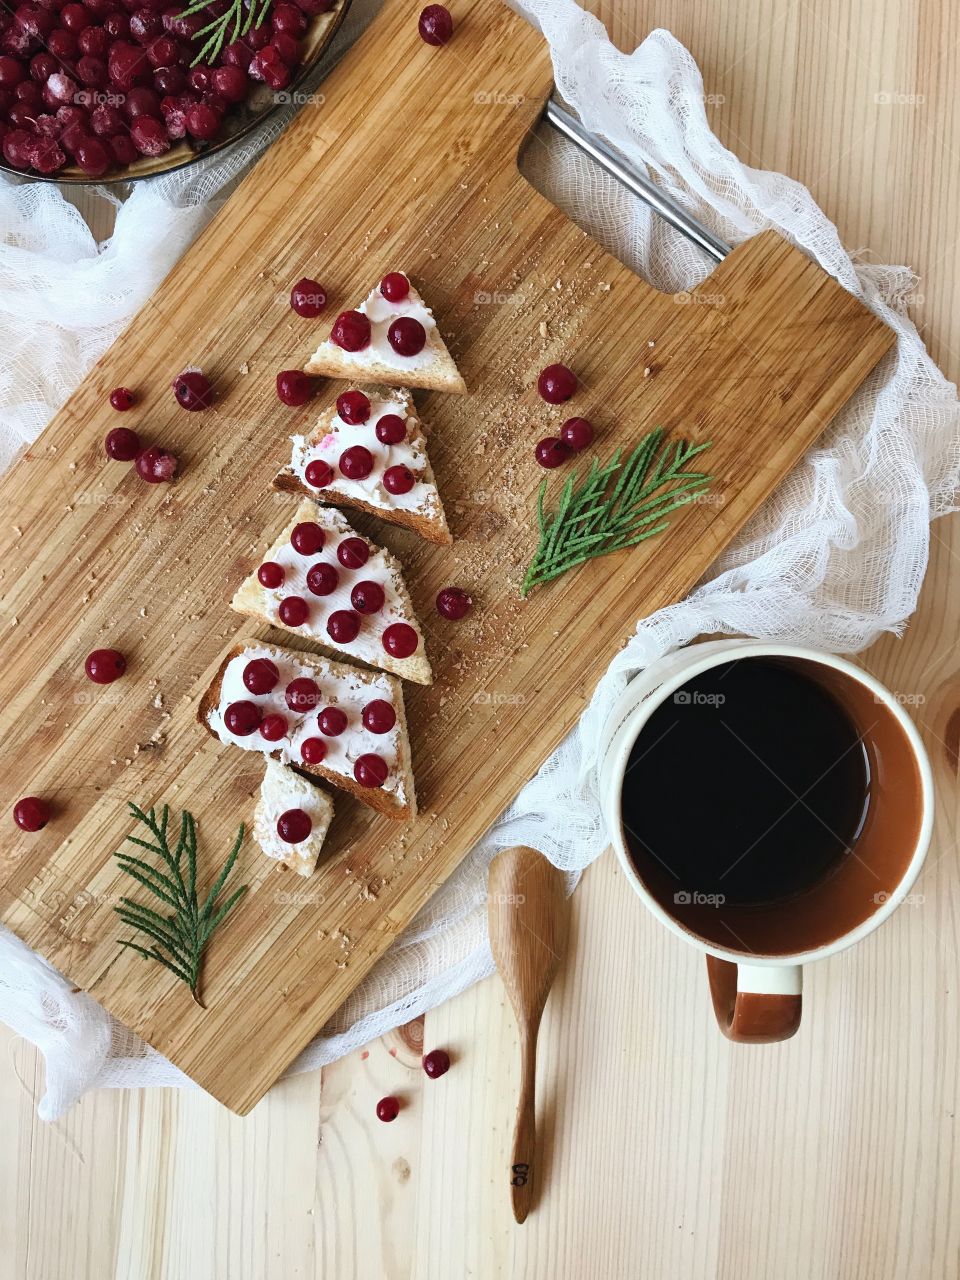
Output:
left=114, top=803, right=248, bottom=1009
left=521, top=428, right=713, bottom=596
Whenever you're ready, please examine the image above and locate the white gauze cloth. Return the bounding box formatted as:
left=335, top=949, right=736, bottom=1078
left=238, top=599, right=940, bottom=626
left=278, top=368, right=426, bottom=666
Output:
left=1, top=0, right=957, bottom=1119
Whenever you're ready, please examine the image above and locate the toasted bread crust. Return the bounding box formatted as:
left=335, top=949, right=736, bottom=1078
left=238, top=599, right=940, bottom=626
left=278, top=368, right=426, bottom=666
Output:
left=303, top=338, right=466, bottom=395
left=274, top=470, right=453, bottom=545
left=198, top=643, right=416, bottom=820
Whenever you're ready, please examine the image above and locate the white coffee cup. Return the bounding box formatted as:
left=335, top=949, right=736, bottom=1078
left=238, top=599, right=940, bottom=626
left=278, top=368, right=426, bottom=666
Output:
left=597, top=640, right=934, bottom=1041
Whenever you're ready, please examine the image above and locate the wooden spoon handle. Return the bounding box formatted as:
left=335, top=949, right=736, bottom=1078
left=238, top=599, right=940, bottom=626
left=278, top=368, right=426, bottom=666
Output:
left=510, top=1025, right=539, bottom=1223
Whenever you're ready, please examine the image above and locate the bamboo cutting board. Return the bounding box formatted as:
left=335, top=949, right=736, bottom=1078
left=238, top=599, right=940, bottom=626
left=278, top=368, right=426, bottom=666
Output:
left=0, top=0, right=894, bottom=1113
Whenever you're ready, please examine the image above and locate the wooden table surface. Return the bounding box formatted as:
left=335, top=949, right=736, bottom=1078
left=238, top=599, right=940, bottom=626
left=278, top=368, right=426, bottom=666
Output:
left=2, top=2, right=958, bottom=1276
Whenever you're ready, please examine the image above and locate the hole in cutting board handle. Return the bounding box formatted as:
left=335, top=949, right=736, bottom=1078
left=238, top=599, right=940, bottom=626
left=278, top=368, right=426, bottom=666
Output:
left=517, top=107, right=730, bottom=295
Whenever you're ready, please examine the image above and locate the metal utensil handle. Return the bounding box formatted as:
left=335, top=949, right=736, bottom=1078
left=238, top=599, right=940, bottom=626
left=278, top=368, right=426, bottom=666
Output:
left=543, top=100, right=731, bottom=264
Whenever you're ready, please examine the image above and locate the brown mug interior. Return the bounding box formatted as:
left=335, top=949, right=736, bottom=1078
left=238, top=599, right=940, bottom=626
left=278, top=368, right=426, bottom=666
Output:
left=620, top=656, right=924, bottom=957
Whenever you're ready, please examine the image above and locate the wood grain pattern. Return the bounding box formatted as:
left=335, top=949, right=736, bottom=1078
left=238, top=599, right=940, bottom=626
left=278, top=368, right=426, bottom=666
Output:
left=2, top=0, right=959, bottom=1274
left=0, top=0, right=894, bottom=1115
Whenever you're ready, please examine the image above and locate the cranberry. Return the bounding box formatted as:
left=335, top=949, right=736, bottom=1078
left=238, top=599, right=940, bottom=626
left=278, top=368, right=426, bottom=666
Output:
left=221, top=39, right=252, bottom=70
left=269, top=32, right=298, bottom=65
left=124, top=85, right=160, bottom=118
left=376, top=1095, right=400, bottom=1122
left=1, top=24, right=33, bottom=59
left=276, top=369, right=312, bottom=407
left=14, top=796, right=49, bottom=832
left=147, top=34, right=177, bottom=66
left=534, top=437, right=571, bottom=469
left=44, top=71, right=77, bottom=104
left=258, top=55, right=290, bottom=90
left=188, top=65, right=210, bottom=92
left=17, top=6, right=55, bottom=41
left=108, top=386, right=135, bottom=411
left=104, top=426, right=140, bottom=460
left=185, top=100, right=219, bottom=139
left=77, top=56, right=108, bottom=86
left=387, top=317, right=426, bottom=357
left=285, top=677, right=321, bottom=712
left=350, top=581, right=384, bottom=614
left=91, top=103, right=124, bottom=136
left=331, top=309, right=370, bottom=352
left=85, top=647, right=126, bottom=683
left=362, top=699, right=395, bottom=734
left=246, top=24, right=273, bottom=50
left=422, top=1048, right=450, bottom=1078
left=14, top=81, right=41, bottom=106
left=278, top=595, right=308, bottom=627
left=181, top=98, right=217, bottom=138
left=104, top=12, right=130, bottom=38
left=110, top=134, right=137, bottom=165
left=60, top=3, right=91, bottom=31
left=537, top=362, right=577, bottom=403
left=382, top=623, right=418, bottom=658
left=172, top=369, right=212, bottom=410
left=380, top=271, right=410, bottom=302
left=337, top=537, right=368, bottom=569
left=153, top=66, right=186, bottom=94
left=129, top=8, right=162, bottom=42
left=271, top=2, right=306, bottom=34
left=355, top=753, right=388, bottom=788
left=163, top=9, right=202, bottom=38
left=2, top=128, right=32, bottom=169
left=418, top=4, right=453, bottom=45
left=318, top=705, right=347, bottom=736
left=0, top=56, right=23, bottom=88
left=11, top=78, right=37, bottom=105
left=47, top=28, right=78, bottom=58
left=290, top=276, right=325, bottom=317
left=326, top=610, right=359, bottom=645
left=383, top=465, right=414, bottom=495
left=291, top=520, right=324, bottom=555
left=249, top=40, right=287, bottom=77
left=243, top=657, right=279, bottom=694
left=159, top=93, right=188, bottom=139
left=79, top=25, right=110, bottom=56
left=257, top=564, right=284, bottom=593
left=211, top=63, right=246, bottom=103
left=336, top=389, right=370, bottom=424
left=560, top=416, right=593, bottom=451
left=277, top=808, right=312, bottom=843
left=224, top=699, right=261, bottom=736
left=306, top=562, right=338, bottom=596
left=338, top=445, right=373, bottom=480
left=135, top=445, right=177, bottom=482
left=300, top=737, right=326, bottom=765
left=436, top=586, right=472, bottom=619
left=75, top=133, right=110, bottom=174
left=259, top=712, right=288, bottom=742
left=130, top=115, right=170, bottom=155
left=295, top=0, right=335, bottom=13
left=109, top=42, right=149, bottom=90
left=375, top=414, right=406, bottom=445
left=305, top=459, right=333, bottom=489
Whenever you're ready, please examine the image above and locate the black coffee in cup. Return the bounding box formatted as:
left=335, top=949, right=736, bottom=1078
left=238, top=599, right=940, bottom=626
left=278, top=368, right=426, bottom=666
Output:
left=621, top=658, right=871, bottom=906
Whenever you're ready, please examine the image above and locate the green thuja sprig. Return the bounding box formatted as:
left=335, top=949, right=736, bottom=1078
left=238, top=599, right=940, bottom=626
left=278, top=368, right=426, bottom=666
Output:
left=175, top=0, right=273, bottom=68
left=520, top=428, right=713, bottom=597
left=114, top=803, right=248, bottom=1009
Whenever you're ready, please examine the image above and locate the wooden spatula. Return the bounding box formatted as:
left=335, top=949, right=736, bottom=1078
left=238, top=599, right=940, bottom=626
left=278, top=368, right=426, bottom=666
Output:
left=487, top=846, right=570, bottom=1223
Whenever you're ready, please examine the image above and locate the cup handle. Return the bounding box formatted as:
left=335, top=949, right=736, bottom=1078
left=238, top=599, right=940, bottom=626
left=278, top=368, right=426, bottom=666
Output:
left=706, top=956, right=802, bottom=1042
